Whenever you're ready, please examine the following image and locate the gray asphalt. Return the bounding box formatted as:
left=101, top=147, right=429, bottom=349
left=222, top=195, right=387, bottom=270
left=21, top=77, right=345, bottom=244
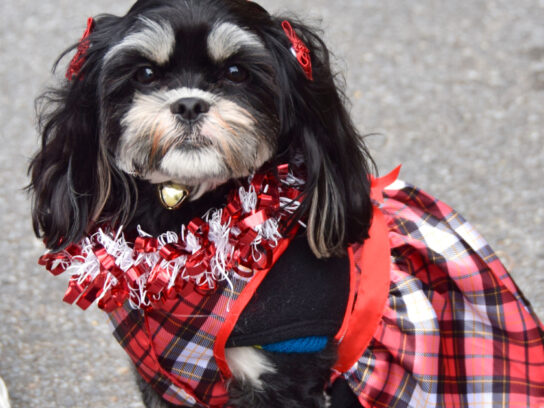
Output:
left=1, top=0, right=543, bottom=407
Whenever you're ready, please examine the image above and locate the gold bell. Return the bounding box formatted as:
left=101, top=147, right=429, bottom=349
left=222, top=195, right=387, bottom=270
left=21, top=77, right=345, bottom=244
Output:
left=157, top=182, right=190, bottom=210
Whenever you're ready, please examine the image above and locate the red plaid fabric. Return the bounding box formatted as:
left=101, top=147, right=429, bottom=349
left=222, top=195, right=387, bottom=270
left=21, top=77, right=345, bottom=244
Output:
left=109, top=275, right=253, bottom=407
left=344, top=179, right=544, bottom=407
left=104, top=167, right=298, bottom=406
left=108, top=234, right=292, bottom=407
left=108, top=175, right=544, bottom=407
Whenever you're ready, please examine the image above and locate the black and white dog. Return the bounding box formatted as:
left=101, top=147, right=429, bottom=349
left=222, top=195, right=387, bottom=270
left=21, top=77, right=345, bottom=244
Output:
left=29, top=0, right=373, bottom=406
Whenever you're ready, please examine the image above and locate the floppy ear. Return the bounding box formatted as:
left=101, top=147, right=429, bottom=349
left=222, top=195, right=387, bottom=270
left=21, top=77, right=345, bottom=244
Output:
left=263, top=17, right=375, bottom=258
left=29, top=15, right=134, bottom=250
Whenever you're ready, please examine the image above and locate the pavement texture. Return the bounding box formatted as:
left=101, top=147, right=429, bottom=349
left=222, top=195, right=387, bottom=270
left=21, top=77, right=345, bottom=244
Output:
left=1, top=0, right=543, bottom=406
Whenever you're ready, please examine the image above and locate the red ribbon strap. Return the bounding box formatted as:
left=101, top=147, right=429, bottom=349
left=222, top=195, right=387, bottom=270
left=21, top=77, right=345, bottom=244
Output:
left=66, top=17, right=95, bottom=80
left=370, top=165, right=401, bottom=203
left=281, top=21, right=313, bottom=80
left=333, top=166, right=401, bottom=372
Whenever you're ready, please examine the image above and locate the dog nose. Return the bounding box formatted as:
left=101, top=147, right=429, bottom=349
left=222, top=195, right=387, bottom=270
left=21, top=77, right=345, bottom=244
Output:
left=170, top=97, right=210, bottom=122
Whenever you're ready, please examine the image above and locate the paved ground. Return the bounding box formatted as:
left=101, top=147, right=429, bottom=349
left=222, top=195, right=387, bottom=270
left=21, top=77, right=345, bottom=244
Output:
left=1, top=0, right=542, bottom=406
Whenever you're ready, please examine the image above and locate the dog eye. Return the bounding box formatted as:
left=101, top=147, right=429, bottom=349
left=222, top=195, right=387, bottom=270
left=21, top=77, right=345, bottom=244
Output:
left=225, top=65, right=248, bottom=83
left=135, top=66, right=157, bottom=84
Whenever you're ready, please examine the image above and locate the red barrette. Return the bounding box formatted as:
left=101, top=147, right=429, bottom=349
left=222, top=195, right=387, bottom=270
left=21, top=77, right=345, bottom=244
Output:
left=66, top=17, right=95, bottom=80
left=281, top=20, right=313, bottom=80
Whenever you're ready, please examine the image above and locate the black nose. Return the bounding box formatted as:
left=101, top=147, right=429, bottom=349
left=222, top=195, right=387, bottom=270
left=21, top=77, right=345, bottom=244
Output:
left=170, top=97, right=210, bottom=122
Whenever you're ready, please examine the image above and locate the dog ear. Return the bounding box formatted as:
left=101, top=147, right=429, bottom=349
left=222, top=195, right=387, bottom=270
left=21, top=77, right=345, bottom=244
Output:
left=264, top=17, right=375, bottom=258
left=29, top=15, right=134, bottom=250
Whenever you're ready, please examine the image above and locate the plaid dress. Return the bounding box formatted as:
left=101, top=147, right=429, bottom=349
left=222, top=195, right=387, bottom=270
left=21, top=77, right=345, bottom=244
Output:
left=108, top=171, right=544, bottom=407
left=342, top=177, right=544, bottom=407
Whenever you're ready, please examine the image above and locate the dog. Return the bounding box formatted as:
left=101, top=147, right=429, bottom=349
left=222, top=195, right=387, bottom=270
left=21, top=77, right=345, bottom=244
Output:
left=29, top=0, right=544, bottom=407
left=30, top=0, right=371, bottom=406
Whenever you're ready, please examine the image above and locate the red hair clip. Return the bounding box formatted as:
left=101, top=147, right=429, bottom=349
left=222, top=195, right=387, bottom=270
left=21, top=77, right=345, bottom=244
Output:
left=281, top=20, right=313, bottom=80
left=66, top=17, right=95, bottom=80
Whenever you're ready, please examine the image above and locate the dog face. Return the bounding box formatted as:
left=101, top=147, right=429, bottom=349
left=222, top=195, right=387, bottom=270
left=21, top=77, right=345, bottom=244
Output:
left=101, top=9, right=280, bottom=194
left=30, top=0, right=374, bottom=258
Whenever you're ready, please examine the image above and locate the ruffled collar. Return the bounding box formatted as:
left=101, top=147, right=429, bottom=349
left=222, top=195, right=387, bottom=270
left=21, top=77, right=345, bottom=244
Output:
left=39, top=164, right=305, bottom=311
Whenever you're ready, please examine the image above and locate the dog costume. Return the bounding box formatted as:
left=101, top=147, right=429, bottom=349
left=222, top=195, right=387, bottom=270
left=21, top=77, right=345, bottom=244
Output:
left=40, top=166, right=544, bottom=407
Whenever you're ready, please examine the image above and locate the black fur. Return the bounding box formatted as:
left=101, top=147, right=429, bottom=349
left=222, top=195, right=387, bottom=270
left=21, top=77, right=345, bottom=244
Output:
left=227, top=345, right=338, bottom=408
left=136, top=346, right=342, bottom=408
left=28, top=0, right=372, bottom=406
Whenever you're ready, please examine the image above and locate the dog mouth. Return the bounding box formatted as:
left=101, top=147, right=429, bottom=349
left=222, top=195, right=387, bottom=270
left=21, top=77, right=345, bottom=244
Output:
left=172, top=126, right=214, bottom=149
left=177, top=137, right=213, bottom=149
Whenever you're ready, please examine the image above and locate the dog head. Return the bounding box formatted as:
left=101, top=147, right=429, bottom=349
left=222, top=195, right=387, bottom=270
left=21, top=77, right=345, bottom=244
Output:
left=29, top=0, right=374, bottom=257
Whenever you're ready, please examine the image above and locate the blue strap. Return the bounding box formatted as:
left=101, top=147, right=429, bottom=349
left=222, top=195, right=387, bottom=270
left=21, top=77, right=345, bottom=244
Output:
left=260, top=336, right=328, bottom=353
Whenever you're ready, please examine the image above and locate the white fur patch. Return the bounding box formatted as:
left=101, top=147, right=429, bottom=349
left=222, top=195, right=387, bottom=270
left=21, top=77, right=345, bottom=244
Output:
left=104, top=17, right=175, bottom=65
left=225, top=347, right=275, bottom=389
left=207, top=22, right=264, bottom=62
left=158, top=148, right=228, bottom=198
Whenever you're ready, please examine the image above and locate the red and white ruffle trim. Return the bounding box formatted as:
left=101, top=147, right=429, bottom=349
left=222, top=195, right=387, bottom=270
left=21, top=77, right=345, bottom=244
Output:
left=39, top=164, right=305, bottom=311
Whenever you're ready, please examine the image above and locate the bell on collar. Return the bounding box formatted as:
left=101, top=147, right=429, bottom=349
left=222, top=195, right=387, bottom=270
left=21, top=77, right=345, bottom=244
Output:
left=158, top=182, right=190, bottom=210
